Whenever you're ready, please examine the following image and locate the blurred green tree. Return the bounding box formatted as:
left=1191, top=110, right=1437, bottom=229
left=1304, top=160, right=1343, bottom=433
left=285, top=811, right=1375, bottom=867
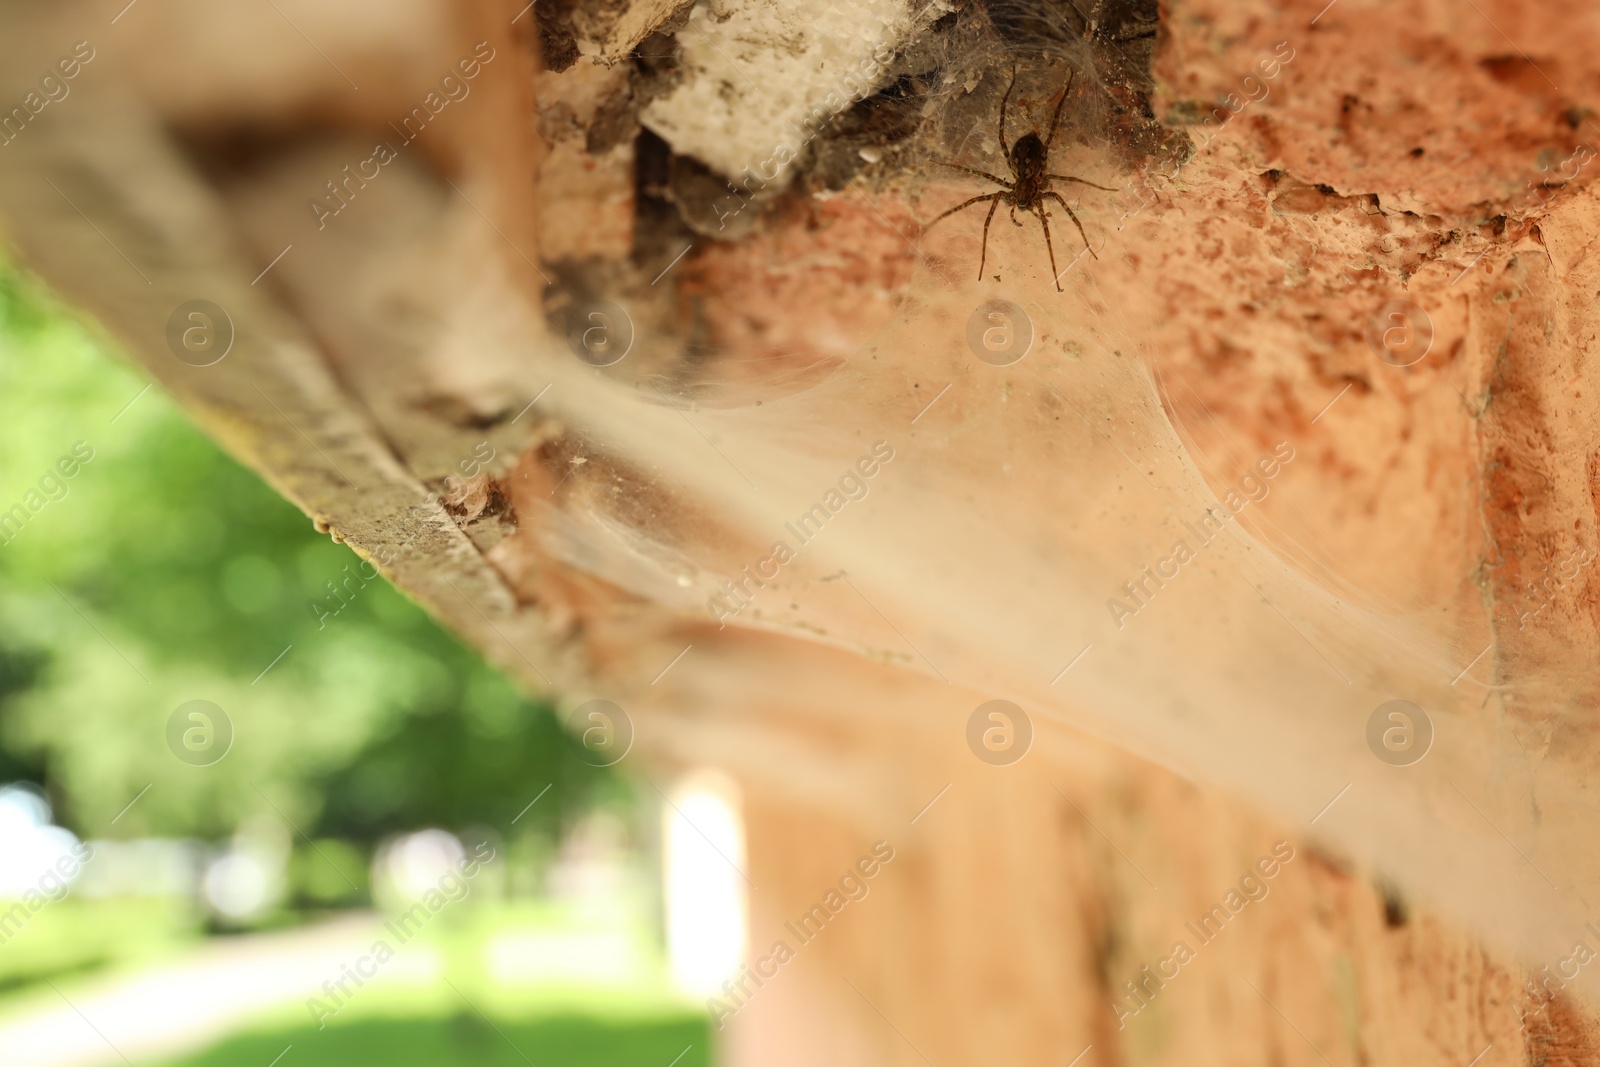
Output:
left=0, top=261, right=619, bottom=860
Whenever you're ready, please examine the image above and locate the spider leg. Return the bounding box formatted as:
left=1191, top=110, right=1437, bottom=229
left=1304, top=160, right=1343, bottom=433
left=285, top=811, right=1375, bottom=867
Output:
left=1084, top=10, right=1102, bottom=40
left=1044, top=190, right=1097, bottom=261
left=1046, top=174, right=1118, bottom=192
left=978, top=196, right=1001, bottom=281
left=923, top=192, right=1003, bottom=233
left=1044, top=68, right=1075, bottom=153
left=1034, top=203, right=1062, bottom=292
left=933, top=161, right=1013, bottom=187
left=999, top=63, right=1018, bottom=158
left=1009, top=203, right=1023, bottom=227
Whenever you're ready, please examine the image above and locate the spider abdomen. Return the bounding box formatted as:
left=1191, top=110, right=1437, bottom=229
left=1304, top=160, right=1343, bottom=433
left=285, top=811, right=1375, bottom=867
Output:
left=1009, top=133, right=1048, bottom=206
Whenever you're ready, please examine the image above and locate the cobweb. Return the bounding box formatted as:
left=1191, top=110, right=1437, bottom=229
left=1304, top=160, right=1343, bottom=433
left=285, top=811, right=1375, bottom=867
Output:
left=531, top=0, right=1600, bottom=1007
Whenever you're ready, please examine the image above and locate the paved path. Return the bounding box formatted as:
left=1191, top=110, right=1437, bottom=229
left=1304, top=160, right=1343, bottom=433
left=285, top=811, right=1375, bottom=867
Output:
left=0, top=914, right=423, bottom=1067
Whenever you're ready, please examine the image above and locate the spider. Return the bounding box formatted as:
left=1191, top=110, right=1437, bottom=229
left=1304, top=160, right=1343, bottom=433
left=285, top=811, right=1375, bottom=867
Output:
left=925, top=66, right=1114, bottom=292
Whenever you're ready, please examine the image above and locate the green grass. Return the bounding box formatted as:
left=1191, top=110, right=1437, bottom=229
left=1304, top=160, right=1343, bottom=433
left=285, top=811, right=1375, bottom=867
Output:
left=158, top=1009, right=710, bottom=1067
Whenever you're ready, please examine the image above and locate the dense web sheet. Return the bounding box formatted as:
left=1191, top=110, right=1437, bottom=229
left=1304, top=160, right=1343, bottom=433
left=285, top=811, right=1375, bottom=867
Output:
left=522, top=0, right=1600, bottom=1003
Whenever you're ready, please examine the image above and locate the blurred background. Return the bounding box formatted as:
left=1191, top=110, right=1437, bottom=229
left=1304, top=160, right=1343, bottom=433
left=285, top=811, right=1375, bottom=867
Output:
left=0, top=259, right=718, bottom=1065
